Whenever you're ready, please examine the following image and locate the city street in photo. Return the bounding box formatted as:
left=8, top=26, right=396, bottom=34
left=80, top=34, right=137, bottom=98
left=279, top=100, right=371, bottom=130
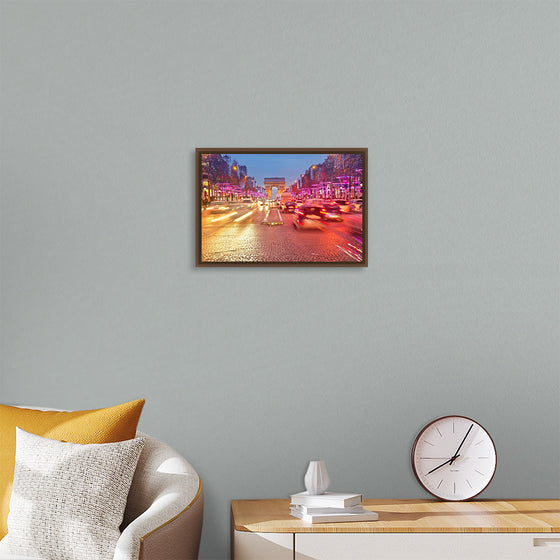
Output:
left=196, top=149, right=367, bottom=266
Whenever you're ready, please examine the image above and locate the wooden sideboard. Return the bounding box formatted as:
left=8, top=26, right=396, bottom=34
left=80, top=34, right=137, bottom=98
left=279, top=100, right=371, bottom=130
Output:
left=231, top=498, right=560, bottom=559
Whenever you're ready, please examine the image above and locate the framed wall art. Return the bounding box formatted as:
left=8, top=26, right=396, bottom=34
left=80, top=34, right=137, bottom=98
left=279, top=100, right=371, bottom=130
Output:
left=196, top=148, right=367, bottom=267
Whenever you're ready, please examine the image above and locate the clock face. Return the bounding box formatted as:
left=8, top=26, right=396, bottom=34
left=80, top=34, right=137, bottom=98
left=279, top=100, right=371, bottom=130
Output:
left=412, top=416, right=497, bottom=501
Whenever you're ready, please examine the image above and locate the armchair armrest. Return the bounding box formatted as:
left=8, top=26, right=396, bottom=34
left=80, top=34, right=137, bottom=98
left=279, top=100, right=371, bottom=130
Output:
left=114, top=485, right=203, bottom=560
left=114, top=434, right=203, bottom=560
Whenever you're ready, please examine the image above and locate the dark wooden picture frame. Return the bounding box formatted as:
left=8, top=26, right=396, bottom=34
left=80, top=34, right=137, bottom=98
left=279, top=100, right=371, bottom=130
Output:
left=196, top=148, right=367, bottom=267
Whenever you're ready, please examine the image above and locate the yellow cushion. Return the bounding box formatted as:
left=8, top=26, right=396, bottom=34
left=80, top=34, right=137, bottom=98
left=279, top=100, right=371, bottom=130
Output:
left=0, top=398, right=145, bottom=538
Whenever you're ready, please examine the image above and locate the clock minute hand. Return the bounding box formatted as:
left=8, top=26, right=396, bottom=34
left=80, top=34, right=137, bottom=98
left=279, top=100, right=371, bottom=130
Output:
left=426, top=456, right=460, bottom=475
left=450, top=423, right=473, bottom=464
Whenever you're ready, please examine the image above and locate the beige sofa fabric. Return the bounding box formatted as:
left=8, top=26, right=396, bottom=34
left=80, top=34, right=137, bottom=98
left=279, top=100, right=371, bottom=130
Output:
left=138, top=491, right=203, bottom=560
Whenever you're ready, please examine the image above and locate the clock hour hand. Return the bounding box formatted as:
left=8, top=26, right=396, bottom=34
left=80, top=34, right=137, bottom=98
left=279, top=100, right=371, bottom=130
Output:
left=449, top=424, right=473, bottom=464
left=426, top=455, right=460, bottom=475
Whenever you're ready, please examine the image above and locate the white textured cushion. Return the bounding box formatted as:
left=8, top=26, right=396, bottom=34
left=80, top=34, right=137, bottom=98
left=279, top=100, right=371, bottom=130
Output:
left=3, top=428, right=144, bottom=560
left=0, top=529, right=41, bottom=558
left=0, top=555, right=43, bottom=559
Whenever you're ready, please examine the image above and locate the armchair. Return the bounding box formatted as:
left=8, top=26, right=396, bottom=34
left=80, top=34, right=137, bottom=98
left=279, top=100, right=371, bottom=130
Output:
left=0, top=431, right=203, bottom=560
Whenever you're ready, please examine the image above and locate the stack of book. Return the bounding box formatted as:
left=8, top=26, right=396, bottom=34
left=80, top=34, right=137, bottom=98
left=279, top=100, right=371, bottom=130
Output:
left=289, top=491, right=378, bottom=524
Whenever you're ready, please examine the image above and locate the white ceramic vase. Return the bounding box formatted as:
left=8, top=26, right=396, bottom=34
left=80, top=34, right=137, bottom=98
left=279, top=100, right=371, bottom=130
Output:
left=304, top=460, right=330, bottom=495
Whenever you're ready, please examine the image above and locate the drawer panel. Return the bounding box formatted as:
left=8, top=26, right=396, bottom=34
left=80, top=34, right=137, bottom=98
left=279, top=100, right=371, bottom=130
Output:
left=233, top=531, right=293, bottom=560
left=296, top=533, right=560, bottom=560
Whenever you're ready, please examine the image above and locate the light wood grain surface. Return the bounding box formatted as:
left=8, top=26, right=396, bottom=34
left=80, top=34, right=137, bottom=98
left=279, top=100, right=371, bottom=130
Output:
left=231, top=499, right=560, bottom=533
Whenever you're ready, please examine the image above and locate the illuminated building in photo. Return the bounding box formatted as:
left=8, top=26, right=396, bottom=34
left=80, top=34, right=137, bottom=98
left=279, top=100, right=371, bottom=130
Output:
left=264, top=177, right=285, bottom=198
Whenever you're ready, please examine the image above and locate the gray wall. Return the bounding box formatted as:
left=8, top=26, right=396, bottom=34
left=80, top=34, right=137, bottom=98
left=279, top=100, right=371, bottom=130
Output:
left=1, top=1, right=558, bottom=558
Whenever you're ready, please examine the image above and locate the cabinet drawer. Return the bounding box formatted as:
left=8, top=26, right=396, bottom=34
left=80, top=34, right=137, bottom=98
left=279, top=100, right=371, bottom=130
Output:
left=296, top=533, right=560, bottom=560
left=233, top=531, right=293, bottom=560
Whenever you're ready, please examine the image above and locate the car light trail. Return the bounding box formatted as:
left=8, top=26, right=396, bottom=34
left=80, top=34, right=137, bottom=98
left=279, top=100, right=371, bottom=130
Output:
left=337, top=244, right=362, bottom=262
left=211, top=211, right=237, bottom=223
left=234, top=210, right=255, bottom=222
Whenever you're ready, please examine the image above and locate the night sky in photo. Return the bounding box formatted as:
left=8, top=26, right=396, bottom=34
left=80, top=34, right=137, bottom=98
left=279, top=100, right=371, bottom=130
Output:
left=222, top=153, right=330, bottom=185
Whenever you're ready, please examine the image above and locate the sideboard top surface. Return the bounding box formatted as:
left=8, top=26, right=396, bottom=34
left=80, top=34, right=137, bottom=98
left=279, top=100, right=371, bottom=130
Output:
left=231, top=499, right=560, bottom=534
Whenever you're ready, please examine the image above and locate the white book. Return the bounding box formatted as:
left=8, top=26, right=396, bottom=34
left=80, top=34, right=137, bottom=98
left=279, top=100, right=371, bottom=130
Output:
left=292, top=504, right=365, bottom=515
left=290, top=506, right=378, bottom=524
left=290, top=491, right=363, bottom=508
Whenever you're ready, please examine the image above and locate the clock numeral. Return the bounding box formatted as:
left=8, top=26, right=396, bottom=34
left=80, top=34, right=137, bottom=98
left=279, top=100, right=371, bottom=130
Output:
left=475, top=470, right=485, bottom=476
left=435, top=427, right=443, bottom=438
left=474, top=440, right=485, bottom=446
left=423, top=440, right=435, bottom=446
left=437, top=479, right=443, bottom=489
left=466, top=479, right=472, bottom=489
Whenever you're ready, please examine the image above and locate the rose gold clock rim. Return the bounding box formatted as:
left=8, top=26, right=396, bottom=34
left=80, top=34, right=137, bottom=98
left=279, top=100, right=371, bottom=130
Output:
left=411, top=415, right=498, bottom=502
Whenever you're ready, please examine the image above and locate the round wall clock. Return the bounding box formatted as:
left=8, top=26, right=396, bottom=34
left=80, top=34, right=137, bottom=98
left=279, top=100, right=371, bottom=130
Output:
left=411, top=415, right=497, bottom=501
